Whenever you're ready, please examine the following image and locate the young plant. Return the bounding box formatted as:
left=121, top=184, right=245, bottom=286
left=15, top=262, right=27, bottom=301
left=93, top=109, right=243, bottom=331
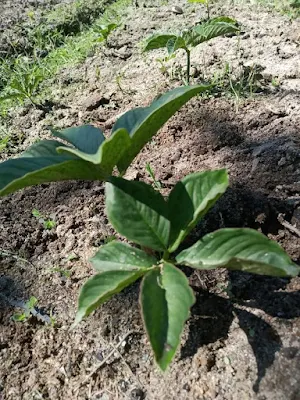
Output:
left=12, top=296, right=38, bottom=322
left=75, top=170, right=300, bottom=370
left=94, top=23, right=118, bottom=46
left=0, top=85, right=209, bottom=196
left=143, top=17, right=239, bottom=84
left=32, top=208, right=56, bottom=230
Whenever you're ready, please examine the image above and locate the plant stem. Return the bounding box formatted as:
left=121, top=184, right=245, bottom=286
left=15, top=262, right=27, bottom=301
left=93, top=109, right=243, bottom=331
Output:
left=163, top=250, right=170, bottom=260
left=206, top=1, right=210, bottom=19
left=186, top=49, right=191, bottom=85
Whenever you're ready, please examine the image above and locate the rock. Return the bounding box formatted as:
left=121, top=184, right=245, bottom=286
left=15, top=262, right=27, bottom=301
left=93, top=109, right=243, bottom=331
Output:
left=130, top=388, right=145, bottom=400
left=172, top=6, right=183, bottom=14
left=82, top=92, right=110, bottom=111
left=278, top=157, right=287, bottom=167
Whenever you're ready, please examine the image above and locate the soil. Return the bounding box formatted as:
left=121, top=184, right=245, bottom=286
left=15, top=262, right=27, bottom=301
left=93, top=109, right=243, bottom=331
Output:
left=0, top=0, right=300, bottom=399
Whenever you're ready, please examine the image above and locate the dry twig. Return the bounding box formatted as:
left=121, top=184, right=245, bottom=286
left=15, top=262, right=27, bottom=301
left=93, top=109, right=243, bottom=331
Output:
left=76, top=330, right=136, bottom=391
left=277, top=213, right=300, bottom=238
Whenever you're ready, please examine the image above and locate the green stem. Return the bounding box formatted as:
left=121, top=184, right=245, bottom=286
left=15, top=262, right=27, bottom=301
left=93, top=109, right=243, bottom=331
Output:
left=163, top=250, right=170, bottom=260
left=186, top=49, right=191, bottom=86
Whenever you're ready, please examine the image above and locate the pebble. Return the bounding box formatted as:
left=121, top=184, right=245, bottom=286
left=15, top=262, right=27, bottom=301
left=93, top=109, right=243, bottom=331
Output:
left=172, top=6, right=183, bottom=14
left=130, top=388, right=145, bottom=400
left=278, top=157, right=287, bottom=167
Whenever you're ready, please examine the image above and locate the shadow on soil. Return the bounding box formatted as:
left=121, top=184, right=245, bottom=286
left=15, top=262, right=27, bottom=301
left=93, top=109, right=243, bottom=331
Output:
left=181, top=273, right=300, bottom=392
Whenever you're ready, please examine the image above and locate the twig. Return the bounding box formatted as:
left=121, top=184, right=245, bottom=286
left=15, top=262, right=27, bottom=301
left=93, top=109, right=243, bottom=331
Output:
left=277, top=213, right=300, bottom=238
left=76, top=330, right=136, bottom=390
left=0, top=249, right=34, bottom=267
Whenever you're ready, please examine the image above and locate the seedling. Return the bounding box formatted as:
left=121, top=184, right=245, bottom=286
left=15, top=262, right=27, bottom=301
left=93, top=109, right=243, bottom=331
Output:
left=143, top=17, right=239, bottom=84
left=75, top=170, right=300, bottom=370
left=32, top=209, right=56, bottom=230
left=12, top=296, right=38, bottom=322
left=94, top=23, right=118, bottom=46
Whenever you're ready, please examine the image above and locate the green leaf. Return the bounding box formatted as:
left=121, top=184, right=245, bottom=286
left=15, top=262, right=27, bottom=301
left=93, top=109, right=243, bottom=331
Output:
left=75, top=270, right=145, bottom=324
left=0, top=140, right=110, bottom=196
left=176, top=228, right=300, bottom=277
left=185, top=17, right=239, bottom=47
left=51, top=125, right=105, bottom=154
left=166, top=36, right=187, bottom=55
left=168, top=169, right=228, bottom=252
left=57, top=128, right=131, bottom=169
left=112, top=85, right=210, bottom=173
left=106, top=177, right=170, bottom=251
left=140, top=263, right=195, bottom=370
left=143, top=34, right=177, bottom=52
left=91, top=241, right=157, bottom=272
left=0, top=127, right=131, bottom=196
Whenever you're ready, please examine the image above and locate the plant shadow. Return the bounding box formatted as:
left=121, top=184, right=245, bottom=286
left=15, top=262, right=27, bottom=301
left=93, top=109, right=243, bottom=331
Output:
left=181, top=272, right=300, bottom=392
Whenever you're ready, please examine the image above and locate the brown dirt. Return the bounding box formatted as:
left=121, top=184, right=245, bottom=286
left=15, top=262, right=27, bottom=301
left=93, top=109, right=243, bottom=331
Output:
left=0, top=1, right=300, bottom=399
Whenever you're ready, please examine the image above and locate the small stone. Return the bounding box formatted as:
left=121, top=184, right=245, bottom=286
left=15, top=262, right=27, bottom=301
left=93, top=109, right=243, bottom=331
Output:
left=118, top=379, right=129, bottom=392
left=172, top=6, right=183, bottom=14
left=278, top=157, right=287, bottom=167
left=130, top=388, right=145, bottom=400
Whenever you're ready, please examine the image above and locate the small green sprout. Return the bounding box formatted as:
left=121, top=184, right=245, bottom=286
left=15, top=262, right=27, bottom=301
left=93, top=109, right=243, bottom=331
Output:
left=12, top=296, right=38, bottom=322
left=32, top=209, right=56, bottom=230
left=94, top=23, right=118, bottom=46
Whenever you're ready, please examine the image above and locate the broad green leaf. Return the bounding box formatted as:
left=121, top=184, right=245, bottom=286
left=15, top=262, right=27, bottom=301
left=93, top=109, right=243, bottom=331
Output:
left=185, top=17, right=239, bottom=47
left=176, top=228, right=300, bottom=277
left=52, top=125, right=105, bottom=154
left=106, top=177, right=170, bottom=251
left=166, top=36, right=187, bottom=55
left=140, top=263, right=195, bottom=370
left=0, top=140, right=109, bottom=196
left=75, top=270, right=145, bottom=324
left=57, top=128, right=131, bottom=172
left=91, top=241, right=157, bottom=272
left=143, top=34, right=177, bottom=52
left=168, top=170, right=228, bottom=252
left=112, top=85, right=210, bottom=173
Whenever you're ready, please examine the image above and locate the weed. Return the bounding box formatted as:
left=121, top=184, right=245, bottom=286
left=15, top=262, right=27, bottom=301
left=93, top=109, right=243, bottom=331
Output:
left=32, top=209, right=56, bottom=230
left=49, top=267, right=71, bottom=278
left=12, top=296, right=38, bottom=322
left=94, top=23, right=118, bottom=46
left=145, top=162, right=162, bottom=191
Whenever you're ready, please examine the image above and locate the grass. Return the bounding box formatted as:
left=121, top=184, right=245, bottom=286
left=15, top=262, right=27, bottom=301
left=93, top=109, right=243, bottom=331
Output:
left=0, top=0, right=131, bottom=113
